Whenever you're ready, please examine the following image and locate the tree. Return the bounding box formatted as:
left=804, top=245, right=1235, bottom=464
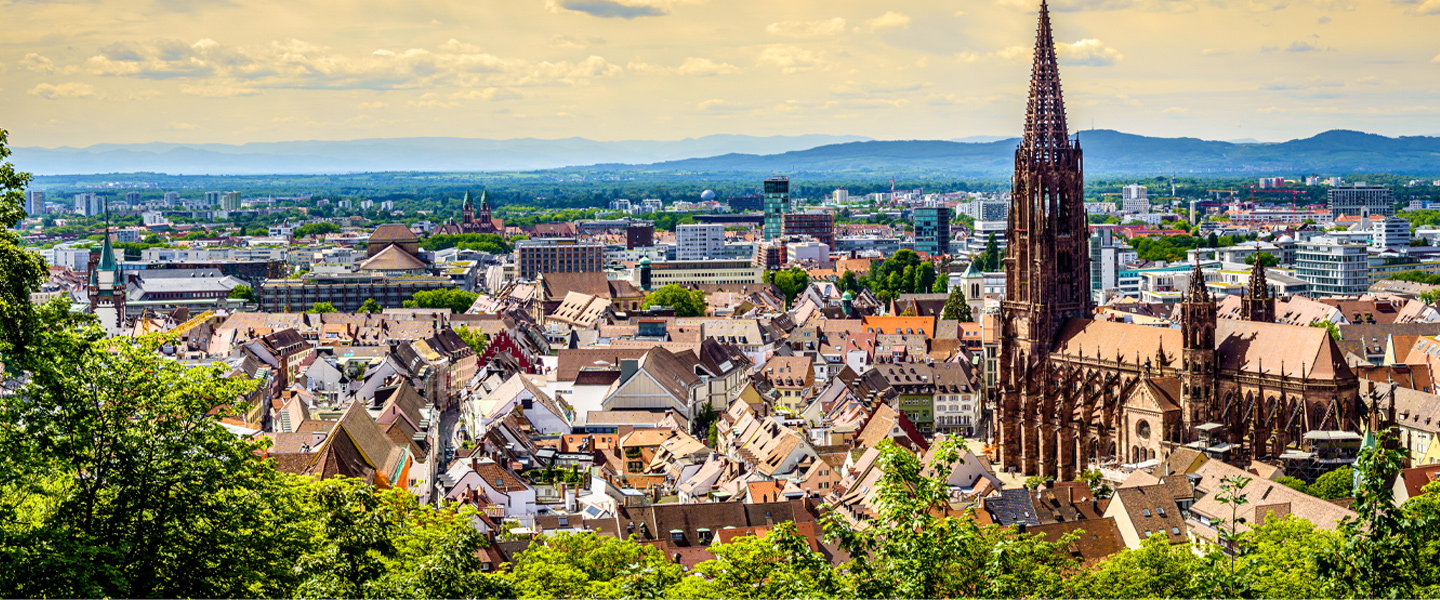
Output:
left=1310, top=320, right=1340, bottom=341
left=1309, top=466, right=1354, bottom=500
left=1067, top=534, right=1206, bottom=599
left=1421, top=289, right=1440, bottom=305
left=980, top=232, right=1001, bottom=271
left=641, top=284, right=706, bottom=317
left=669, top=523, right=842, bottom=599
left=294, top=222, right=341, bottom=238
left=1318, top=431, right=1415, bottom=597
left=770, top=267, right=810, bottom=307
left=228, top=285, right=255, bottom=302
left=1244, top=252, right=1279, bottom=267
left=504, top=531, right=682, bottom=599
left=455, top=326, right=489, bottom=354
left=839, top=269, right=860, bottom=294
left=306, top=302, right=336, bottom=314
left=941, top=286, right=972, bottom=322
left=358, top=298, right=383, bottom=313
left=405, top=289, right=478, bottom=313
left=1276, top=476, right=1310, bottom=494
left=1241, top=514, right=1340, bottom=599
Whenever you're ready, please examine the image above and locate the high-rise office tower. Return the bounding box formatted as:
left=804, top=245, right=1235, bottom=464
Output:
left=913, top=206, right=951, bottom=256
left=763, top=177, right=790, bottom=240
left=25, top=190, right=43, bottom=216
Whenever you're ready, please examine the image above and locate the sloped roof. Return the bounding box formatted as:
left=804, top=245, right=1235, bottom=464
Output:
left=358, top=243, right=426, bottom=272
left=541, top=271, right=612, bottom=300
left=370, top=223, right=418, bottom=243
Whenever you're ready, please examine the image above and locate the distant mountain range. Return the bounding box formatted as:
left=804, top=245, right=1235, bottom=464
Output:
left=587, top=130, right=1440, bottom=177
left=13, top=129, right=1440, bottom=176
left=12, top=134, right=871, bottom=176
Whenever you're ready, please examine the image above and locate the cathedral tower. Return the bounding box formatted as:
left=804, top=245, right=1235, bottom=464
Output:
left=1180, top=260, right=1218, bottom=433
left=998, top=0, right=1091, bottom=475
left=461, top=190, right=475, bottom=226
left=477, top=190, right=492, bottom=226
left=1241, top=259, right=1276, bottom=323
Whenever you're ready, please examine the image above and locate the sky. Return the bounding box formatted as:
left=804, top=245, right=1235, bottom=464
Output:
left=3, top=0, right=1439, bottom=148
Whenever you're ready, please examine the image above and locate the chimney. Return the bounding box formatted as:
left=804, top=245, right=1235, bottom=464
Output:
left=620, top=358, right=639, bottom=382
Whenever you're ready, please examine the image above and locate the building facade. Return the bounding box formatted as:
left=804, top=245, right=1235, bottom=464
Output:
left=1328, top=184, right=1395, bottom=217
left=258, top=272, right=455, bottom=313
left=913, top=206, right=951, bottom=256
left=1295, top=239, right=1370, bottom=295
left=781, top=211, right=835, bottom=250
left=675, top=223, right=727, bottom=261
left=515, top=238, right=605, bottom=280
left=763, top=177, right=790, bottom=240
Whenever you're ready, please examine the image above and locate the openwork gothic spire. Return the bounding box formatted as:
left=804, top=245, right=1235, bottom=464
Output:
left=1188, top=259, right=1211, bottom=303
left=1248, top=258, right=1272, bottom=301
left=1022, top=0, right=1072, bottom=158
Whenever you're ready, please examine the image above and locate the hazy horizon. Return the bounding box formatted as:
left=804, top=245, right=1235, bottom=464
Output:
left=5, top=0, right=1440, bottom=149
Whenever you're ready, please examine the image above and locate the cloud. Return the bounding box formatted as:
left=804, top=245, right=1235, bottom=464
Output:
left=1433, top=53, right=1440, bottom=63
left=1277, top=40, right=1330, bottom=52
left=449, top=87, right=522, bottom=100
left=180, top=84, right=262, bottom=97
left=1201, top=48, right=1229, bottom=55
left=126, top=89, right=163, bottom=100
left=27, top=82, right=95, bottom=99
left=550, top=35, right=605, bottom=49
left=696, top=98, right=753, bottom=112
left=1056, top=39, right=1124, bottom=65
left=1393, top=0, right=1440, bottom=14
left=544, top=0, right=670, bottom=18
left=995, top=0, right=1196, bottom=12
left=628, top=57, right=741, bottom=75
left=75, top=37, right=623, bottom=91
left=766, top=17, right=846, bottom=38
left=19, top=53, right=57, bottom=73
left=169, top=122, right=199, bottom=131
left=863, top=11, right=912, bottom=31
left=757, top=45, right=825, bottom=73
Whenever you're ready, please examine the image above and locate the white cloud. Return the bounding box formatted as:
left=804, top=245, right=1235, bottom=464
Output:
left=757, top=45, right=825, bottom=73
left=542, top=0, right=705, bottom=19
left=627, top=57, right=741, bottom=76
left=76, top=38, right=623, bottom=91
left=1201, top=48, right=1229, bottom=55
left=19, top=53, right=56, bottom=73
left=1433, top=53, right=1440, bottom=63
left=1056, top=39, right=1124, bottom=66
left=863, top=11, right=911, bottom=32
left=696, top=98, right=735, bottom=110
left=766, top=17, right=846, bottom=38
left=449, top=87, right=522, bottom=100
left=1397, top=0, right=1440, bottom=15
left=180, top=84, right=262, bottom=97
left=169, top=122, right=199, bottom=130
left=550, top=34, right=606, bottom=49
left=27, top=82, right=95, bottom=99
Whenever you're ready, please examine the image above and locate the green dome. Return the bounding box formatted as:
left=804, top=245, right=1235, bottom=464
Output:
left=842, top=291, right=854, bottom=301
left=639, top=256, right=652, bottom=266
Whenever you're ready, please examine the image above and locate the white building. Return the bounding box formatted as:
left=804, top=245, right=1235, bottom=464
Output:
left=787, top=240, right=830, bottom=264
left=675, top=223, right=726, bottom=261
left=1295, top=238, right=1370, bottom=295
left=832, top=188, right=849, bottom=204
left=1122, top=184, right=1148, bottom=214
left=25, top=190, right=43, bottom=216
left=1373, top=216, right=1412, bottom=251
left=74, top=193, right=104, bottom=216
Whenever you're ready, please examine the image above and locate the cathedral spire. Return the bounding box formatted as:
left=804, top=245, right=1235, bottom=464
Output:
left=1187, top=259, right=1211, bottom=303
left=1242, top=256, right=1276, bottom=323
left=1023, top=0, right=1071, bottom=156
left=461, top=189, right=474, bottom=225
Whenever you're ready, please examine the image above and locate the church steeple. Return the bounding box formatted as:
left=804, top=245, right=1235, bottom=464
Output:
left=1180, top=258, right=1218, bottom=434
left=476, top=189, right=492, bottom=224
left=1022, top=0, right=1071, bottom=157
left=998, top=0, right=1090, bottom=478
left=461, top=190, right=475, bottom=225
left=88, top=199, right=126, bottom=336
left=1242, top=257, right=1276, bottom=323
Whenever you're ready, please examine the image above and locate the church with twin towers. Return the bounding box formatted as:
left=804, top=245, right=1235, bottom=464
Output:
left=995, top=1, right=1364, bottom=478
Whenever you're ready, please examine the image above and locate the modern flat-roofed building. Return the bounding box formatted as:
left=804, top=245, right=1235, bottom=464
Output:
left=643, top=260, right=763, bottom=287
left=676, top=223, right=726, bottom=261
left=763, top=177, right=790, bottom=240
left=782, top=211, right=835, bottom=250
left=913, top=207, right=951, bottom=256
left=1329, top=184, right=1394, bottom=217
left=1295, top=239, right=1370, bottom=295
left=258, top=272, right=455, bottom=313
left=515, top=237, right=604, bottom=279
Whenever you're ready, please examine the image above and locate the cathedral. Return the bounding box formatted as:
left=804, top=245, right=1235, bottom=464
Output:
left=433, top=190, right=503, bottom=236
left=995, top=1, right=1361, bottom=479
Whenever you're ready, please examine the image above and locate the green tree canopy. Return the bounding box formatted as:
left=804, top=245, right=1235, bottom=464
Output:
left=405, top=289, right=479, bottom=313
left=941, top=286, right=972, bottom=322
left=419, top=233, right=510, bottom=254
left=294, top=222, right=341, bottom=238
left=228, top=284, right=255, bottom=302
left=641, top=284, right=706, bottom=317
left=358, top=298, right=383, bottom=313
left=309, top=301, right=338, bottom=313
